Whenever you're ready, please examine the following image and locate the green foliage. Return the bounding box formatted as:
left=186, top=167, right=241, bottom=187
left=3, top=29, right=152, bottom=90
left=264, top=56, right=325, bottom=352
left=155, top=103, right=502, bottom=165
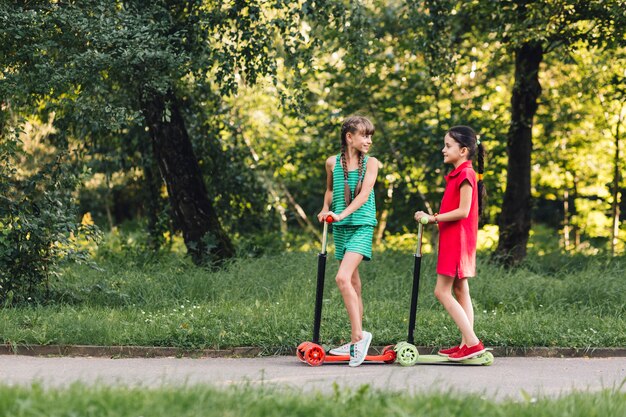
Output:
left=532, top=46, right=626, bottom=252
left=0, top=384, right=625, bottom=417
left=1, top=0, right=625, bottom=259
left=182, top=85, right=275, bottom=238
left=1, top=237, right=624, bottom=348
left=0, top=0, right=333, bottom=257
left=0, top=132, right=97, bottom=305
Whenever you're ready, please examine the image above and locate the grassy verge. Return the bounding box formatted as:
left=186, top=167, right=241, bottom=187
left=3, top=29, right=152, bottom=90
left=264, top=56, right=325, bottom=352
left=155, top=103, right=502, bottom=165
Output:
left=1, top=249, right=624, bottom=350
left=0, top=383, right=624, bottom=417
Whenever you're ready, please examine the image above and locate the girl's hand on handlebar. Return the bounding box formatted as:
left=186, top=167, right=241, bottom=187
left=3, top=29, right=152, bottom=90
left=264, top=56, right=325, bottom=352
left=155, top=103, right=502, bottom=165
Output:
left=318, top=211, right=342, bottom=223
left=327, top=212, right=342, bottom=222
left=318, top=211, right=339, bottom=222
left=414, top=210, right=428, bottom=223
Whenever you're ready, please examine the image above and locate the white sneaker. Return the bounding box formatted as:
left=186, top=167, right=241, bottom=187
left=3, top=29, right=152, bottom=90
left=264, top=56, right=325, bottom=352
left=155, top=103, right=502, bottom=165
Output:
left=329, top=342, right=351, bottom=356
left=349, top=331, right=372, bottom=367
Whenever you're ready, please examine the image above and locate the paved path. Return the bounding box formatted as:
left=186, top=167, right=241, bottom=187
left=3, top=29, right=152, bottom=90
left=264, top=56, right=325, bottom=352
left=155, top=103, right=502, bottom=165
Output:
left=1, top=355, right=625, bottom=400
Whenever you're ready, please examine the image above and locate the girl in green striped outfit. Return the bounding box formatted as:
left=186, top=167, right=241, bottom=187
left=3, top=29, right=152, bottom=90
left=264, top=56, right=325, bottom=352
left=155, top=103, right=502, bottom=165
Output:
left=317, top=115, right=379, bottom=367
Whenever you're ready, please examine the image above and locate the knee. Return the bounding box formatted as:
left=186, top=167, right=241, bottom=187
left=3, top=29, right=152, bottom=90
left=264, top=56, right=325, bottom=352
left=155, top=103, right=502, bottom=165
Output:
left=434, top=287, right=449, bottom=302
left=335, top=273, right=351, bottom=290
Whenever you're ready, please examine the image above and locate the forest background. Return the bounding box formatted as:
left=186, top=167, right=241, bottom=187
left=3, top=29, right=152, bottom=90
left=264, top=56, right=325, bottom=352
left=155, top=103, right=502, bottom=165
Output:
left=1, top=0, right=625, bottom=305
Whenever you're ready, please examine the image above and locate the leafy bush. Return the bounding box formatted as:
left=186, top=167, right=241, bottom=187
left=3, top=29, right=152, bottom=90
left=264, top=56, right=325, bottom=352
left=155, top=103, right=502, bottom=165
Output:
left=0, top=132, right=97, bottom=305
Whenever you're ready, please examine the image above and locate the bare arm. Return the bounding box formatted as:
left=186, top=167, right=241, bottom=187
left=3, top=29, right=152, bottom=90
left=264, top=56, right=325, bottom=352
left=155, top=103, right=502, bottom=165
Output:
left=317, top=156, right=335, bottom=222
left=415, top=180, right=472, bottom=224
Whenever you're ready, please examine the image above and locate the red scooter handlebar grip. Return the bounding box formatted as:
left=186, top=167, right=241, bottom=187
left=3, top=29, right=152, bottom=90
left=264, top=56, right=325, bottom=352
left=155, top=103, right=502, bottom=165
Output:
left=326, top=215, right=334, bottom=223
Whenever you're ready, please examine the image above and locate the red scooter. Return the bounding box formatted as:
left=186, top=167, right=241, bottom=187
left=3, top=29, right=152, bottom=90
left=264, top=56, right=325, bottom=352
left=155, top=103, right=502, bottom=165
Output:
left=296, top=215, right=396, bottom=366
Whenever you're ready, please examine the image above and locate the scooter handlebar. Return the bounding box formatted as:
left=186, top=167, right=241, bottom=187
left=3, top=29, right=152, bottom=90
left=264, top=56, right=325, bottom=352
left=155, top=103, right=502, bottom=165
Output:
left=325, top=215, right=334, bottom=223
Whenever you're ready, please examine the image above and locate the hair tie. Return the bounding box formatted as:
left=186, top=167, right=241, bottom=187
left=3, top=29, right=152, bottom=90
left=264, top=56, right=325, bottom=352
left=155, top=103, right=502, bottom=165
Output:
left=477, top=173, right=484, bottom=181
left=476, top=138, right=481, bottom=145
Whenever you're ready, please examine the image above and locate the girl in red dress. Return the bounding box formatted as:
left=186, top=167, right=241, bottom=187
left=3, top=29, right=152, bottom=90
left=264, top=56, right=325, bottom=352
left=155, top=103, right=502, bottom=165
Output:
left=414, top=126, right=487, bottom=361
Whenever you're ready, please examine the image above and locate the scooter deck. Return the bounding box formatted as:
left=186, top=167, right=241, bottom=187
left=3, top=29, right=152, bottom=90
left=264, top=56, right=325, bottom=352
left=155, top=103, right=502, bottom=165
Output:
left=395, top=341, right=494, bottom=366
left=416, top=351, right=493, bottom=365
left=297, top=342, right=396, bottom=366
left=324, top=351, right=395, bottom=364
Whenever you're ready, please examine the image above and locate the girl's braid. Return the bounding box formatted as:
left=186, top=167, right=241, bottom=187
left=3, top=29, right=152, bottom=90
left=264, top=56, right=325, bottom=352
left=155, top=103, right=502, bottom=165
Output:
left=340, top=142, right=351, bottom=205
left=355, top=152, right=364, bottom=197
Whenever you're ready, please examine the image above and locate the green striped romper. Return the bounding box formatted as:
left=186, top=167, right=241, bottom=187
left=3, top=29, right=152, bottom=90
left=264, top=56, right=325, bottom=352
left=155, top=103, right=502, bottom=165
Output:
left=331, top=154, right=377, bottom=261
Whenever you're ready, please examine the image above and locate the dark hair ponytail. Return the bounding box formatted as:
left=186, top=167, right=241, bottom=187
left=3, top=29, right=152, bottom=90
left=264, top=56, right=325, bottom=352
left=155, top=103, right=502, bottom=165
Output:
left=447, top=125, right=487, bottom=217
left=476, top=142, right=486, bottom=217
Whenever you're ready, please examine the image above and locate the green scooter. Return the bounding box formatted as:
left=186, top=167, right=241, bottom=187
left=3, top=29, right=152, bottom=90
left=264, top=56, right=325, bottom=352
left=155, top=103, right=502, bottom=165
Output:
left=394, top=217, right=494, bottom=366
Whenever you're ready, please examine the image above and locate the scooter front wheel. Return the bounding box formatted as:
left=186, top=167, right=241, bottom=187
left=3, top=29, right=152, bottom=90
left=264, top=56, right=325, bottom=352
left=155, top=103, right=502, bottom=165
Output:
left=396, top=343, right=419, bottom=366
left=305, top=344, right=326, bottom=366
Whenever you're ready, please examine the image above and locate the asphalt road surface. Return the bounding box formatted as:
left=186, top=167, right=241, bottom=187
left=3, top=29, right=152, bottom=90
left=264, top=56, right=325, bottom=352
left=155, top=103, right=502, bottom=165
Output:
left=1, top=355, right=625, bottom=400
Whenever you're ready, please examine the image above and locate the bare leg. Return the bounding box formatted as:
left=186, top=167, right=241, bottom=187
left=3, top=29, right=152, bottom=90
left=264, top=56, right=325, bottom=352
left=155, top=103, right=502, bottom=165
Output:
left=453, top=278, right=474, bottom=346
left=434, top=274, right=479, bottom=347
left=336, top=252, right=365, bottom=343
left=351, top=268, right=364, bottom=320
left=338, top=261, right=363, bottom=321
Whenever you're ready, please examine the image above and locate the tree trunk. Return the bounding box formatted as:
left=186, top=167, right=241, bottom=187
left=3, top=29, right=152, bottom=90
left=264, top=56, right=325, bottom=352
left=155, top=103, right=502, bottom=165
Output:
left=573, top=175, right=580, bottom=249
left=563, top=185, right=570, bottom=252
left=562, top=138, right=571, bottom=253
left=141, top=137, right=165, bottom=251
left=141, top=89, right=235, bottom=265
left=610, top=113, right=621, bottom=256
left=494, top=42, right=543, bottom=266
left=104, top=173, right=114, bottom=231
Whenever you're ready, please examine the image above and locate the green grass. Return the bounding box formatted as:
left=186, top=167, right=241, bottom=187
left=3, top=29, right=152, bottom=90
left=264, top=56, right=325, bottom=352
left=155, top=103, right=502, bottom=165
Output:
left=1, top=247, right=625, bottom=350
left=0, top=383, right=624, bottom=417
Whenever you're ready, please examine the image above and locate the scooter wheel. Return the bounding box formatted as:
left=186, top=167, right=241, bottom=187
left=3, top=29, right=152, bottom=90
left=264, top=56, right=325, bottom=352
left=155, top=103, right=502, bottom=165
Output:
left=382, top=345, right=397, bottom=364
left=482, top=351, right=494, bottom=366
left=296, top=342, right=311, bottom=362
left=394, top=341, right=407, bottom=351
left=305, top=344, right=326, bottom=366
left=396, top=344, right=419, bottom=366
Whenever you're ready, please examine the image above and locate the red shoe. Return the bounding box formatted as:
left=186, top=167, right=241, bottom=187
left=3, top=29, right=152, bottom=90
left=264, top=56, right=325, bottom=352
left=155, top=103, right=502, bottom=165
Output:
left=448, top=341, right=486, bottom=361
left=437, top=345, right=463, bottom=357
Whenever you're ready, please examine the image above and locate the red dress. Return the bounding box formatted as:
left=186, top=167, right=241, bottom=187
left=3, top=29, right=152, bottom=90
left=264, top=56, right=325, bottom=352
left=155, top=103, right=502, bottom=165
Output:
left=437, top=160, right=478, bottom=279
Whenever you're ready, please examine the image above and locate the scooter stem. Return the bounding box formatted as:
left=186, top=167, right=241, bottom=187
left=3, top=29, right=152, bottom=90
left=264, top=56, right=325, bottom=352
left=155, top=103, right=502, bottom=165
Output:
left=321, top=215, right=333, bottom=254
left=321, top=222, right=329, bottom=254
left=415, top=223, right=424, bottom=258
left=408, top=223, right=424, bottom=345
left=312, top=216, right=334, bottom=344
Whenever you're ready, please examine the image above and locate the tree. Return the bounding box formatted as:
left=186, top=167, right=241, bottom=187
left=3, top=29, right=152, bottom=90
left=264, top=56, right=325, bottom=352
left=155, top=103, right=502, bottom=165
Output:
left=1, top=0, right=318, bottom=264
left=532, top=46, right=626, bottom=255
left=0, top=115, right=96, bottom=304
left=584, top=47, right=626, bottom=255
left=459, top=0, right=626, bottom=265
